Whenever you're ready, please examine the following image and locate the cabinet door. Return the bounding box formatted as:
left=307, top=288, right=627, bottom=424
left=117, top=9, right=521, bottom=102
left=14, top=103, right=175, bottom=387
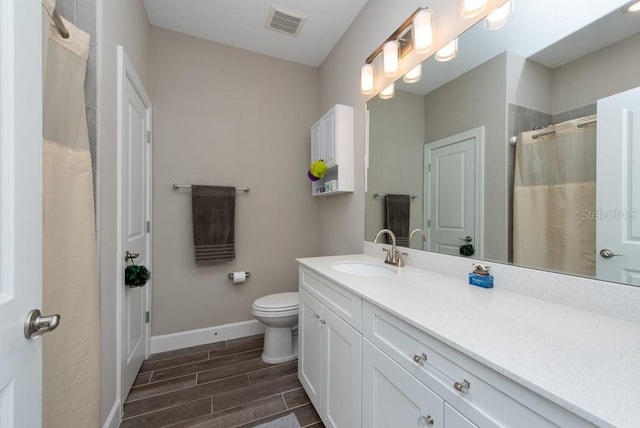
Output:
left=321, top=111, right=337, bottom=167
left=311, top=119, right=323, bottom=162
left=299, top=289, right=324, bottom=414
left=323, top=307, right=362, bottom=428
left=444, top=403, right=478, bottom=428
left=363, top=339, right=444, bottom=428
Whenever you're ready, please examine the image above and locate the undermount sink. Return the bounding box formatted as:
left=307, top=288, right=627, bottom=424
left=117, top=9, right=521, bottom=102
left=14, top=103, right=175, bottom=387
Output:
left=332, top=262, right=396, bottom=277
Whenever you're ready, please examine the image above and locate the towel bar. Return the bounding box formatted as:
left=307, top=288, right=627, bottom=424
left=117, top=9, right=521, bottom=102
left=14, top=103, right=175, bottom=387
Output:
left=172, top=183, right=249, bottom=192
left=373, top=193, right=417, bottom=199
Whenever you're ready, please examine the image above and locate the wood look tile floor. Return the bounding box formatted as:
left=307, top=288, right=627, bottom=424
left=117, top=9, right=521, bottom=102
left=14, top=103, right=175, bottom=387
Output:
left=120, top=335, right=324, bottom=428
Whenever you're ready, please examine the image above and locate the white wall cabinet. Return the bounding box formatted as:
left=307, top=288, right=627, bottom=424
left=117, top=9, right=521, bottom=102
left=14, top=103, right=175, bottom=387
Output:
left=298, top=268, right=362, bottom=427
left=310, top=104, right=354, bottom=196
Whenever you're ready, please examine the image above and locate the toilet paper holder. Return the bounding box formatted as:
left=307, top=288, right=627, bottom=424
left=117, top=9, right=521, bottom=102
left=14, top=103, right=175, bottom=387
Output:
left=228, top=271, right=251, bottom=279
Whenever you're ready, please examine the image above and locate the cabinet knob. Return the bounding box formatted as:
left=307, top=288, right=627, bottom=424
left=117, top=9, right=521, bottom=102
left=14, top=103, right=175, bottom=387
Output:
left=454, top=379, right=471, bottom=394
left=417, top=415, right=434, bottom=426
left=412, top=353, right=428, bottom=366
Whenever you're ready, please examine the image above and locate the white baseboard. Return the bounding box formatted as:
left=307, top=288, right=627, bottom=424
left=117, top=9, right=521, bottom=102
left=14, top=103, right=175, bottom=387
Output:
left=150, top=319, right=266, bottom=354
left=102, top=400, right=121, bottom=428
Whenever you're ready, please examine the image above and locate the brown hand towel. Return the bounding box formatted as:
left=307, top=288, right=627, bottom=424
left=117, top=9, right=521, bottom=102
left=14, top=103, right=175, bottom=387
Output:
left=191, top=185, right=236, bottom=263
left=385, top=194, right=410, bottom=247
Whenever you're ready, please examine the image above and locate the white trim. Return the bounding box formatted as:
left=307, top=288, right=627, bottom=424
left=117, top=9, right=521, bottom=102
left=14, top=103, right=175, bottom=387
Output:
left=101, top=400, right=121, bottom=428
left=424, top=127, right=485, bottom=258
left=150, top=320, right=266, bottom=354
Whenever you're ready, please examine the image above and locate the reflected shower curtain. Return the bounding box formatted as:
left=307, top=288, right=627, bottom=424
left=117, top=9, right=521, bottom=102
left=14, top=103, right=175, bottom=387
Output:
left=513, top=115, right=597, bottom=277
left=42, top=2, right=101, bottom=427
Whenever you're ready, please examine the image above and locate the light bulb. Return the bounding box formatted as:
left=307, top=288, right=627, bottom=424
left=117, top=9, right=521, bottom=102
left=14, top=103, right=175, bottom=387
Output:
left=383, top=40, right=399, bottom=76
left=626, top=0, right=640, bottom=13
left=435, top=38, right=458, bottom=62
left=485, top=0, right=513, bottom=30
left=379, top=83, right=395, bottom=100
left=360, top=64, right=374, bottom=94
left=460, top=0, right=488, bottom=18
left=403, top=64, right=422, bottom=84
left=412, top=8, right=433, bottom=53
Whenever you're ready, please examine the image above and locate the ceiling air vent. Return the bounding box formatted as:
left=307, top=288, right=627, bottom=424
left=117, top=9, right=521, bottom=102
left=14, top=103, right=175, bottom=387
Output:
left=266, top=5, right=307, bottom=37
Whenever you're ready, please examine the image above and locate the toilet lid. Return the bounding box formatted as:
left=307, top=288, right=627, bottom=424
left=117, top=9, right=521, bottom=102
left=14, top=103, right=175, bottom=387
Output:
left=253, top=292, right=299, bottom=311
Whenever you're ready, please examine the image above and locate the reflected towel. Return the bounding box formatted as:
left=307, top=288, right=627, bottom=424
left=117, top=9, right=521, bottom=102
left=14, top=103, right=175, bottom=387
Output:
left=191, top=185, right=236, bottom=262
left=384, top=194, right=410, bottom=247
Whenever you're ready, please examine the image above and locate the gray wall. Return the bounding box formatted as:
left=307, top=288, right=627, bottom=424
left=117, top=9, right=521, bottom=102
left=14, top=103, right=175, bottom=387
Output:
left=149, top=27, right=322, bottom=335
left=551, top=32, right=640, bottom=114
left=98, top=0, right=150, bottom=423
left=366, top=90, right=425, bottom=244
left=423, top=54, right=508, bottom=262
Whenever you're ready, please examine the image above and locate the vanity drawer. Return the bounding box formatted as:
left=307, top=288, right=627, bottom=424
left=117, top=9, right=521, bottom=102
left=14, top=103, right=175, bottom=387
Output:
left=299, top=267, right=362, bottom=332
left=363, top=302, right=595, bottom=428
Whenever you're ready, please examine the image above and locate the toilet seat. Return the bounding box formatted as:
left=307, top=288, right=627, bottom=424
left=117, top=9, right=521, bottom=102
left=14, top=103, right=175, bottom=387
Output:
left=252, top=292, right=299, bottom=313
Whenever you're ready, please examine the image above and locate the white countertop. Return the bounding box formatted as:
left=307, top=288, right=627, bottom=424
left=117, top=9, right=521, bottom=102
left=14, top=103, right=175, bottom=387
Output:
left=297, top=254, right=640, bottom=428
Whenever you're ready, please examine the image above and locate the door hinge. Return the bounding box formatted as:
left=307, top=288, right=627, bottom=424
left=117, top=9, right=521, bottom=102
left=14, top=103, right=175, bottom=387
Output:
left=428, top=163, right=431, bottom=172
left=427, top=220, right=431, bottom=227
left=146, top=131, right=151, bottom=144
left=145, top=311, right=150, bottom=323
left=146, top=221, right=151, bottom=233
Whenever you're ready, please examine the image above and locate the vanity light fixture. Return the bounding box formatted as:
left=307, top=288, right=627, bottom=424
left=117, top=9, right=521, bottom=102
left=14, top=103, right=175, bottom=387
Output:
left=484, top=0, right=513, bottom=30
left=460, top=0, right=488, bottom=18
left=383, top=40, right=400, bottom=76
left=403, top=64, right=422, bottom=84
left=361, top=7, right=434, bottom=95
left=360, top=64, right=375, bottom=94
left=626, top=0, right=640, bottom=13
left=435, top=38, right=459, bottom=62
left=379, top=83, right=395, bottom=100
left=412, top=8, right=434, bottom=53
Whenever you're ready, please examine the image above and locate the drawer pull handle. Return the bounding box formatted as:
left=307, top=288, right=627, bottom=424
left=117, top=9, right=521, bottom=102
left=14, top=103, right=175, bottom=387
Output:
left=454, top=379, right=471, bottom=394
left=417, top=415, right=434, bottom=426
left=412, top=353, right=428, bottom=366
left=319, top=319, right=326, bottom=325
left=313, top=313, right=320, bottom=319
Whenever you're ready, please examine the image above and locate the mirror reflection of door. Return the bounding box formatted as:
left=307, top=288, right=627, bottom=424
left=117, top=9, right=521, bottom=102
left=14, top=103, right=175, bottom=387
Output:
left=425, top=127, right=484, bottom=257
left=596, top=86, right=640, bottom=285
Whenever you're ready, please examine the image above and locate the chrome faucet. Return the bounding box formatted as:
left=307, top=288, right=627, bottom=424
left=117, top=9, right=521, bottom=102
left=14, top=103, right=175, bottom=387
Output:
left=374, top=229, right=405, bottom=267
left=409, top=228, right=428, bottom=246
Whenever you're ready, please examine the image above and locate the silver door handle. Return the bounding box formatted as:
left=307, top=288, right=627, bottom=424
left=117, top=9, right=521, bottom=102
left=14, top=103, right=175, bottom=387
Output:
left=125, top=250, right=140, bottom=262
left=600, top=249, right=623, bottom=259
left=24, top=309, right=61, bottom=339
left=459, top=236, right=472, bottom=242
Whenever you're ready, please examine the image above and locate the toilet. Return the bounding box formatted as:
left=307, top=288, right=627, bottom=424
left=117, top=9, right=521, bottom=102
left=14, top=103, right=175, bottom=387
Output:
left=252, top=292, right=299, bottom=364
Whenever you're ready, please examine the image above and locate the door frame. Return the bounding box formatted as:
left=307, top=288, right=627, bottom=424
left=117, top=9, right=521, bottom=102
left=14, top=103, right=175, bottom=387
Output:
left=116, top=45, right=152, bottom=410
left=424, top=127, right=485, bottom=258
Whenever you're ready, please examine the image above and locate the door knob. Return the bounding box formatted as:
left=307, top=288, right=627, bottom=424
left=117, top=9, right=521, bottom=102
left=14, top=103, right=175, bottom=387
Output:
left=459, top=236, right=472, bottom=242
left=24, top=309, right=61, bottom=339
left=600, top=249, right=623, bottom=259
left=125, top=250, right=140, bottom=262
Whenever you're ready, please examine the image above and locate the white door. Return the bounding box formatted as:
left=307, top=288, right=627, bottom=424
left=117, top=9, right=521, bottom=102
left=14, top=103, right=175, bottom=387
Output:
left=596, top=87, right=640, bottom=285
left=118, top=47, right=152, bottom=402
left=362, top=339, right=444, bottom=428
left=0, top=1, right=44, bottom=426
left=298, top=289, right=324, bottom=413
left=425, top=128, right=484, bottom=258
left=323, top=308, right=361, bottom=428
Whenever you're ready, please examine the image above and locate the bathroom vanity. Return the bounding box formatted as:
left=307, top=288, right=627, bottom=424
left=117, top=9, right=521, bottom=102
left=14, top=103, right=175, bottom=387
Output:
left=296, top=254, right=640, bottom=428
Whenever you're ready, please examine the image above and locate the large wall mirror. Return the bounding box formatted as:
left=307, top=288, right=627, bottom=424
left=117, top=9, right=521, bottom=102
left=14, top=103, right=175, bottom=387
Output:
left=365, top=0, right=640, bottom=286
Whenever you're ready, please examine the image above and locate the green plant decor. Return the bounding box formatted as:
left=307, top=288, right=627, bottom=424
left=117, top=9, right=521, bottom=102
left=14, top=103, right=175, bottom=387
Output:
left=125, top=264, right=151, bottom=287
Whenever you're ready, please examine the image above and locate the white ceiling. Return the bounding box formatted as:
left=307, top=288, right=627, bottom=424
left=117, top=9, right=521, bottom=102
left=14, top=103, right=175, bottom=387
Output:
left=143, top=0, right=370, bottom=67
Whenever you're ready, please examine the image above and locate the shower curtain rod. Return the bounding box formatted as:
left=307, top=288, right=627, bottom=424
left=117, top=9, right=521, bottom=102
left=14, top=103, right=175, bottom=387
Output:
left=511, top=118, right=597, bottom=144
left=52, top=9, right=70, bottom=39
left=172, top=183, right=250, bottom=192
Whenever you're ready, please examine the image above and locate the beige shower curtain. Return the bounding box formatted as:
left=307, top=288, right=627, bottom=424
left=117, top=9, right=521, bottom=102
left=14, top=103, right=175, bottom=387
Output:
left=513, top=115, right=597, bottom=277
left=42, top=2, right=101, bottom=427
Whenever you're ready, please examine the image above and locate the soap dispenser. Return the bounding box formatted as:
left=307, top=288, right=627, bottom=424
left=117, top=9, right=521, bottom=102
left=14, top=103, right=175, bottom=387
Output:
left=469, top=263, right=493, bottom=289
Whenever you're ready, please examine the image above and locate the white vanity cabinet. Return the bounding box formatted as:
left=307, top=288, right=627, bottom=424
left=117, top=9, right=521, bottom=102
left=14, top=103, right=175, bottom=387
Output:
left=298, top=267, right=362, bottom=428
left=310, top=104, right=354, bottom=196
left=362, top=301, right=596, bottom=428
